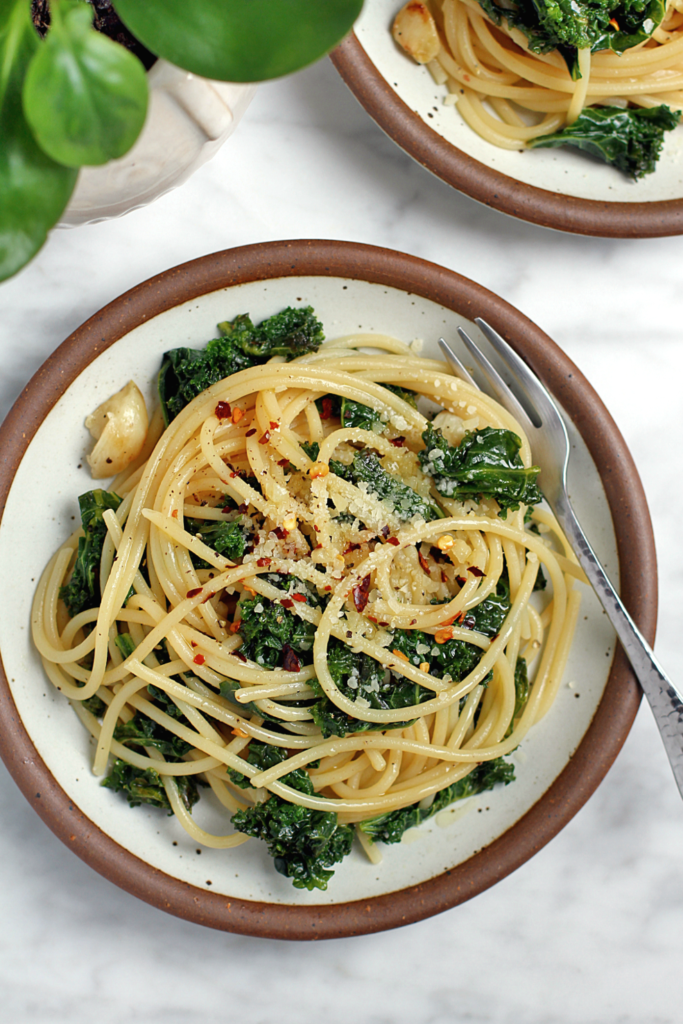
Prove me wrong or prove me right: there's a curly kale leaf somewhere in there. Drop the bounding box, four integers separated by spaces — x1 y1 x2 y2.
358 757 515 844
419 426 542 517
390 577 508 676
158 306 324 423
506 657 531 737
185 514 251 567
231 794 354 890
342 449 443 522
227 740 315 793
102 760 199 813
309 638 432 739
216 306 324 359
340 383 418 432
59 489 122 616
530 104 680 179
238 592 316 669
477 0 665 77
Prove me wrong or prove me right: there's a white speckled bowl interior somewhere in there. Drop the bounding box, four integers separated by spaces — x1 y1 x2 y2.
0 241 653 937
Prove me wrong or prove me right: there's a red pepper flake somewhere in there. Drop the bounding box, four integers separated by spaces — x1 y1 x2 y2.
230 620 241 633
389 436 406 447
324 585 332 592
352 575 371 613
258 431 271 445
314 525 320 532
367 615 378 623
418 551 431 575
235 652 247 662
469 566 485 578
462 614 476 629
441 570 449 583
256 557 271 567
321 397 334 420
193 654 206 665
269 421 279 430
282 644 301 672
455 575 467 586
277 458 289 467
379 621 389 627
380 525 390 539
190 641 197 647
215 401 231 419
387 537 400 546
392 649 409 662
237 503 249 514
343 543 361 555
171 509 178 519
291 593 307 603
187 587 203 599
490 633 499 641
609 16 619 28
245 428 257 437
272 526 288 540
281 598 294 609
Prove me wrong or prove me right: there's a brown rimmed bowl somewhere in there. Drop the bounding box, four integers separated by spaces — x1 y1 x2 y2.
331 2 683 238
0 239 655 938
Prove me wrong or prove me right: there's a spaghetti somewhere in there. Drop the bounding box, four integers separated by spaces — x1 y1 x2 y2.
32 316 584 889
394 0 683 172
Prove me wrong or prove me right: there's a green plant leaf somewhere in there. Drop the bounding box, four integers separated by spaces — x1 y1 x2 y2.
0 0 77 282
22 0 149 167
115 0 364 82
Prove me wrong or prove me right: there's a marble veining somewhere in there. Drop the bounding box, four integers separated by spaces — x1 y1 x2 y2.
1 56 682 1024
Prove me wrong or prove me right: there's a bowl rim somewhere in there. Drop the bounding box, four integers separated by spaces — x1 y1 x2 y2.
0 238 653 939
330 33 683 239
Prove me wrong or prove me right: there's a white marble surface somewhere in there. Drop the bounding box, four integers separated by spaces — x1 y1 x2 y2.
1 55 683 1024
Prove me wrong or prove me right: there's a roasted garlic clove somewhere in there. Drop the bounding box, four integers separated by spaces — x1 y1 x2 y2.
85 381 149 478
392 1 441 64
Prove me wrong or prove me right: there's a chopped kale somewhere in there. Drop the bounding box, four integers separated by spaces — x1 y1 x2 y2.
340 383 418 432
102 760 199 813
81 694 106 717
158 306 324 423
114 631 136 660
507 657 531 737
113 712 193 760
530 104 680 179
309 638 432 738
477 0 665 78
185 515 251 566
59 489 122 617
341 449 443 522
358 757 515 844
419 426 542 517
227 740 315 793
238 593 316 669
231 793 354 890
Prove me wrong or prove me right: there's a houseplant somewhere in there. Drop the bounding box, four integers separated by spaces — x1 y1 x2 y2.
0 0 363 281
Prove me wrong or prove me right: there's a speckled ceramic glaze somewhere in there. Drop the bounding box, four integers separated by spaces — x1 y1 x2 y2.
331 1 683 236
0 241 654 937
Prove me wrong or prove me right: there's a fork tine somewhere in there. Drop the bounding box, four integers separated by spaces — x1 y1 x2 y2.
456 326 535 434
438 338 477 389
474 319 546 428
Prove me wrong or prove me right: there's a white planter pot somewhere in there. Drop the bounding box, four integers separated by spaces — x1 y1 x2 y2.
60 59 256 227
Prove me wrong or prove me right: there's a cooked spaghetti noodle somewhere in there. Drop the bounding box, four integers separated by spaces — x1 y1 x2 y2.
31 322 584 887
401 0 683 156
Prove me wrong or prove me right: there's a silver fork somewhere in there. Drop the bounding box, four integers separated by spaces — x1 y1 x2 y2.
439 319 683 797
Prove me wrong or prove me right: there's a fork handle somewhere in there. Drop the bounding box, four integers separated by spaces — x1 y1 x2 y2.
555 495 683 795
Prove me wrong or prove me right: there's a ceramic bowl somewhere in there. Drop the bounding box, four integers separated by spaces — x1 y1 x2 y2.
0 240 655 938
60 60 256 227
331 1 683 237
